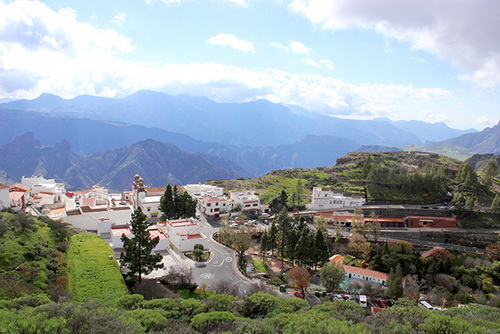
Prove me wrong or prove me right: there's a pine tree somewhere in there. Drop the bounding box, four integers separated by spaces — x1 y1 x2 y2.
295 227 312 267
314 229 329 269
483 160 498 188
465 196 478 212
180 191 197 218
386 264 403 298
490 193 500 213
268 222 278 256
260 230 270 259
120 207 163 283
159 184 176 220
276 207 292 269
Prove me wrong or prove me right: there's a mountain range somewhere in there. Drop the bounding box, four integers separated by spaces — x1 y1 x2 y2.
0 133 245 190
1 91 497 188
2 90 448 147
434 121 500 154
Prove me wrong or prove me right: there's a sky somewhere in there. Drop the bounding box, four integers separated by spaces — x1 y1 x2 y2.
0 0 499 130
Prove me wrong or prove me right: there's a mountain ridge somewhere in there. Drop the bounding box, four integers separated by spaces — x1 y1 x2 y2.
0 133 247 190
2 90 423 147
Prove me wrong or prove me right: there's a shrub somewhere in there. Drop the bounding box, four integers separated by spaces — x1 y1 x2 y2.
10 294 53 309
269 277 283 285
190 311 238 333
125 308 168 332
239 292 282 318
203 292 238 312
116 294 144 310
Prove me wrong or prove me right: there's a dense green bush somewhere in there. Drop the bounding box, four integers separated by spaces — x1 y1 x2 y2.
239 292 283 318
190 311 238 333
117 294 144 310
203 292 238 312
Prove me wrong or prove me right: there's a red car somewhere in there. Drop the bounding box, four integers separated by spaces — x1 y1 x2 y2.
376 299 388 308
294 291 305 299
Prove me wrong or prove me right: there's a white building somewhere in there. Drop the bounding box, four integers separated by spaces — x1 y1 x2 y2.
184 184 224 199
160 218 207 252
141 195 162 219
65 206 133 231
0 184 9 210
9 184 29 211
21 175 56 188
230 191 260 214
307 187 365 210
110 226 169 251
23 175 65 203
198 196 232 218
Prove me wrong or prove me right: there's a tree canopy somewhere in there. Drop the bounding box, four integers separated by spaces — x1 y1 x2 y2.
120 207 163 283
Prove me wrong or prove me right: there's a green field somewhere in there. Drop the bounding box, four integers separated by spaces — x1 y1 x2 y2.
67 233 128 305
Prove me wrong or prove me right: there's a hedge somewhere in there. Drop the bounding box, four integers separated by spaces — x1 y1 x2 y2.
67 234 128 305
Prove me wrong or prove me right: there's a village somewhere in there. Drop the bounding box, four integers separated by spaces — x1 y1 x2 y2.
0 171 474 312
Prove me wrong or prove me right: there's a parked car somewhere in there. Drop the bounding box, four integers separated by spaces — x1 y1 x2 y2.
294 291 305 299
375 299 388 308
334 294 344 300
343 294 355 301
359 294 367 307
314 290 327 297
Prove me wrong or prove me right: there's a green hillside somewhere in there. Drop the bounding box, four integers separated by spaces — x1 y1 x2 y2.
210 151 466 205
0 212 70 299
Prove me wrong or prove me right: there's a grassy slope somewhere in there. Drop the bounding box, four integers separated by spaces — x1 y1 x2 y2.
209 151 464 204
67 233 128 305
404 145 477 161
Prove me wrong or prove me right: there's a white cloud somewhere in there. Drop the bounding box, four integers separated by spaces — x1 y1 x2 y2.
417 109 450 123
224 0 249 6
112 12 126 26
289 0 500 87
475 116 493 126
320 59 335 70
270 40 310 54
302 58 320 68
0 0 453 125
302 58 335 71
289 41 310 54
206 33 255 52
0 1 133 53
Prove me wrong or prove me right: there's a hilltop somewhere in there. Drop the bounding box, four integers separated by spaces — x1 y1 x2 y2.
209 151 465 205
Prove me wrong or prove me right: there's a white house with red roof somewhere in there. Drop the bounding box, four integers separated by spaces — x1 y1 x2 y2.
198 196 232 218
95 217 169 251
230 191 260 214
159 218 207 252
329 254 397 286
343 265 390 285
9 184 30 211
0 184 9 210
110 226 169 251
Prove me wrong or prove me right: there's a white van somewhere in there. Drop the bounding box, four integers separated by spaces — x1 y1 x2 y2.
359 294 367 307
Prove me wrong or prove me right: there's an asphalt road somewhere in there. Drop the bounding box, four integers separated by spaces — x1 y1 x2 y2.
190 214 256 296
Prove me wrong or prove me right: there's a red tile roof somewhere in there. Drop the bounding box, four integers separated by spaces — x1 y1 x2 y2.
187 233 203 240
329 254 344 264
407 216 458 222
343 265 389 280
0 184 10 190
10 184 29 192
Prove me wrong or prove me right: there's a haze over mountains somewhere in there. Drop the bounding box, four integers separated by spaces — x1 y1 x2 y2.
0 91 496 189
0 133 244 190
3 90 470 147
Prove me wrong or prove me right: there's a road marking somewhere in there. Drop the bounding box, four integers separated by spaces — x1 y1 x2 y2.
225 257 233 262
200 273 215 279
